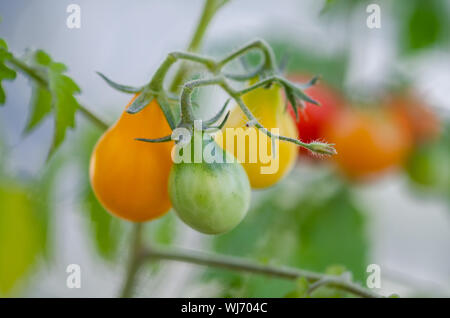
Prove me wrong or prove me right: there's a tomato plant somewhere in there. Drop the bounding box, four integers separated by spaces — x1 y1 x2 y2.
323 107 413 180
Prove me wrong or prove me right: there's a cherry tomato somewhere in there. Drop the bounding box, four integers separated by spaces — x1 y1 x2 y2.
217 80 298 189
90 95 173 222
323 107 413 180
169 131 250 234
287 74 343 158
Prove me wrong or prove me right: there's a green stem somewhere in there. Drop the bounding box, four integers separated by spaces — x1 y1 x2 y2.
141 245 381 298
119 223 145 298
180 76 224 123
178 76 336 155
217 39 276 71
169 0 228 93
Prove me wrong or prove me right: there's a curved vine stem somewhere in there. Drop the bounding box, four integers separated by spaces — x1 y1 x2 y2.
137 244 381 298
176 76 336 155
7 55 110 131
169 0 229 93
119 223 145 298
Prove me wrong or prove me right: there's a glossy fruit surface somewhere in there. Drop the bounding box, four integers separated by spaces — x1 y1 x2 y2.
323 107 413 180
287 74 343 158
217 81 298 189
169 132 250 234
90 96 173 222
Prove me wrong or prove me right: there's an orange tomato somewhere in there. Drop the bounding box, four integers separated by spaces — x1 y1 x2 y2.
216 82 298 189
90 96 173 222
287 74 343 159
323 107 413 180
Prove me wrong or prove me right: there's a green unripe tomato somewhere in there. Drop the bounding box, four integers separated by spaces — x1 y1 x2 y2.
169 131 251 234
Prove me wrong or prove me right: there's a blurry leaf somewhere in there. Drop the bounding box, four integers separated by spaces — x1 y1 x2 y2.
270 41 348 90
0 38 17 105
284 277 309 298
325 264 348 276
30 160 63 260
294 186 368 282
398 0 449 54
0 182 44 295
406 123 450 196
148 212 177 246
77 125 125 261
205 176 369 297
82 187 123 260
24 85 52 133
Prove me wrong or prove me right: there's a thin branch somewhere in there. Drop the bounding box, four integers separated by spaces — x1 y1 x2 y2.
8 56 110 131
119 223 145 298
140 245 382 298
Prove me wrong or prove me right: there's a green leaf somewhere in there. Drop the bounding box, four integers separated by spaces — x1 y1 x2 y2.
0 38 17 105
33 50 52 67
24 85 52 133
294 186 368 282
403 0 447 53
0 182 44 295
47 69 81 158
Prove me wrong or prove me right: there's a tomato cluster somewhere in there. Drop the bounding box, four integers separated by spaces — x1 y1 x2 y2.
89 78 299 233
89 71 440 233
287 74 440 181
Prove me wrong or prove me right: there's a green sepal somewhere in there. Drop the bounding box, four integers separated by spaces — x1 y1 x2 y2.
285 86 298 120
135 135 172 143
203 98 230 126
96 72 142 94
284 80 319 106
125 91 154 114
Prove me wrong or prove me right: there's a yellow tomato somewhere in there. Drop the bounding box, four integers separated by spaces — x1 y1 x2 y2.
90 96 173 222
216 82 298 189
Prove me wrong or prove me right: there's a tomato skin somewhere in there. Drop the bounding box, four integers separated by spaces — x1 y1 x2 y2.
169 133 250 234
323 107 413 180
287 74 343 158
90 96 173 222
217 82 298 189
388 93 440 144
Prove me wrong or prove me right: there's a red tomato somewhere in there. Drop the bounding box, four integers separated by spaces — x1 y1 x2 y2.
287 74 343 158
323 107 413 180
